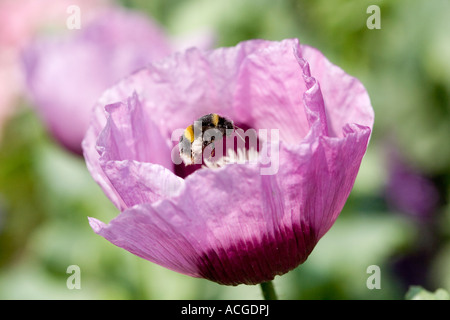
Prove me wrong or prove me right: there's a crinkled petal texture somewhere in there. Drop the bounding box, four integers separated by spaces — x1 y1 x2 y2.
84 39 374 286
22 7 171 154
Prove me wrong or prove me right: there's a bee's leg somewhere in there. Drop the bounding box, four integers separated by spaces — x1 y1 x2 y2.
210 142 216 160
235 129 245 143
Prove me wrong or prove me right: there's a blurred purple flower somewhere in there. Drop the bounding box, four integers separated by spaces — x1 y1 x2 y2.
84 39 374 285
22 7 172 154
385 151 440 219
0 0 108 141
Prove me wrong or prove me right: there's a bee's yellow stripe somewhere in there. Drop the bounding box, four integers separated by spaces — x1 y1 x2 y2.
184 125 195 143
212 113 220 127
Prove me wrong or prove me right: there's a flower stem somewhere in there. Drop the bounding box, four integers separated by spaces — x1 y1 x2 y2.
260 281 278 300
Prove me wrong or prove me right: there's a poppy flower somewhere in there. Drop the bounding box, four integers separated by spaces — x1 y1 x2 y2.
84 38 374 286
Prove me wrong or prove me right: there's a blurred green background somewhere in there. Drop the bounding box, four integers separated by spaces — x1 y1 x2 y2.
0 0 449 299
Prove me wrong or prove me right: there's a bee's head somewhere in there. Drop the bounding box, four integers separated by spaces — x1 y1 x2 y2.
222 118 235 135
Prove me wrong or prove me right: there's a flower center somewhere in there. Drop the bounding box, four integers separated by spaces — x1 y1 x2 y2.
174 116 260 178
203 147 260 170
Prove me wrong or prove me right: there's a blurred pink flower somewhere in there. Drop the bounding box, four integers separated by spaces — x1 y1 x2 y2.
0 0 108 141
84 39 374 285
22 6 172 154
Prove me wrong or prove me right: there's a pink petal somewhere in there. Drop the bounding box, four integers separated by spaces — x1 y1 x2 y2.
88 209 201 278
300 46 374 137
88 92 183 210
233 39 311 143
97 93 172 166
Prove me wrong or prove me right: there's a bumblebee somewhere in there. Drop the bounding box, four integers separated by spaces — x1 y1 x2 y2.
179 113 236 165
